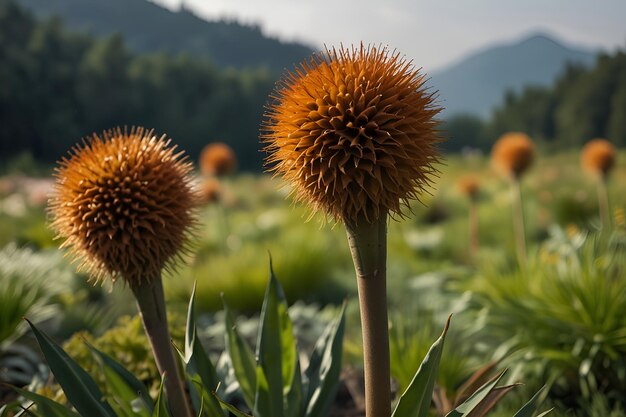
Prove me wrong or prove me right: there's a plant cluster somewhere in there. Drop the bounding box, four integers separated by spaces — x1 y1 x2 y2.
8 40 620 417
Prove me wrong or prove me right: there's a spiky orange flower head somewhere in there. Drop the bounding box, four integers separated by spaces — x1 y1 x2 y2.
200 177 221 204
581 138 616 178
491 132 535 179
49 127 199 286
199 142 237 177
263 45 442 223
457 176 480 201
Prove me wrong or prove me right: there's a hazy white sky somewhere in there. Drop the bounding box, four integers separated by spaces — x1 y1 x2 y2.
152 0 626 71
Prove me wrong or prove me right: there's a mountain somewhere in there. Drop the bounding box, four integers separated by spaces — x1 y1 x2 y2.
14 0 313 72
430 33 598 118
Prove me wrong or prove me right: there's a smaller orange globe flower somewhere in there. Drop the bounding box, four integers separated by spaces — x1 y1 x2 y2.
581 138 617 231
199 142 237 177
491 132 534 269
581 138 616 178
457 176 480 201
49 126 199 286
491 132 535 179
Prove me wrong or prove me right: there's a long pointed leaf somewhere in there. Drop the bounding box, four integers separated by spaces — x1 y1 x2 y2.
212 393 254 417
189 376 228 417
304 303 346 417
445 371 507 417
285 359 303 417
465 385 518 417
25 320 116 417
99 366 149 417
184 284 224 417
254 365 274 417
223 298 257 409
392 316 451 417
513 387 551 417
453 362 499 406
87 343 153 416
11 387 80 417
255 260 295 417
303 307 335 403
152 377 172 417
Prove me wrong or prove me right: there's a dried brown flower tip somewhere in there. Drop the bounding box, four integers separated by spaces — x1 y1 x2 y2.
49 127 199 286
581 138 616 177
263 44 442 222
199 143 237 177
457 176 480 200
200 177 221 204
491 132 535 179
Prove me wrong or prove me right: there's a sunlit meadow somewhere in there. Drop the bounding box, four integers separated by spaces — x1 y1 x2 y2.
1 1 626 416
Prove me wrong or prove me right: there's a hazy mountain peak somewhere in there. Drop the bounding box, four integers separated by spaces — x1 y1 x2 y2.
431 32 598 118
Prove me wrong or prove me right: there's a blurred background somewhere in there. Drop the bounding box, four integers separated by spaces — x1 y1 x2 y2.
1 0 626 416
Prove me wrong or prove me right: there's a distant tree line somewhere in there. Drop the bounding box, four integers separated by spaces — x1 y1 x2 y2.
0 1 275 171
443 51 626 151
1 0 624 172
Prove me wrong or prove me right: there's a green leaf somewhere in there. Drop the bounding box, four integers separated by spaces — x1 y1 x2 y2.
254 365 274 417
223 297 257 410
152 377 172 417
285 359 303 417
183 283 224 417
0 399 28 417
100 368 148 417
513 387 551 417
87 343 153 416
25 320 117 417
462 385 517 417
212 393 254 417
188 375 226 417
255 260 295 417
392 316 451 417
11 386 80 417
445 371 507 417
304 303 346 417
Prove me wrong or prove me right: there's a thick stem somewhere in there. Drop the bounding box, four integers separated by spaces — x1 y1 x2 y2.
468 198 479 257
345 213 390 417
597 176 611 232
511 178 527 271
132 277 193 417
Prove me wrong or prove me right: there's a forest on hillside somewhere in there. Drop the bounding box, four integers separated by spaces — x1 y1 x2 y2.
15 0 313 71
445 53 626 151
1 0 624 172
0 1 275 171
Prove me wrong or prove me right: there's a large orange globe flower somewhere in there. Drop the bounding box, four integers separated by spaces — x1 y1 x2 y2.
263 44 441 222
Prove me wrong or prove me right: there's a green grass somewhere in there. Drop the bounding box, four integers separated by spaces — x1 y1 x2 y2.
2 151 626 413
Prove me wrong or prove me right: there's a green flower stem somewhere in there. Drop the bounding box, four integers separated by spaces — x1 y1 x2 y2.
597 176 611 231
469 198 479 257
345 212 390 417
131 277 193 417
511 177 527 271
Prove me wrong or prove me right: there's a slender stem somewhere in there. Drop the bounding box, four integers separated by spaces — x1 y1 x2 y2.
511 178 527 271
345 212 390 417
468 198 479 257
131 277 193 417
597 176 611 232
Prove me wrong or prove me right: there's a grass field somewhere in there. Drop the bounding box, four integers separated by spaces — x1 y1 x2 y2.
1 150 625 415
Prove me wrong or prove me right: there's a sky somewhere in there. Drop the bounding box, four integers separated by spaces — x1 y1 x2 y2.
151 0 626 72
